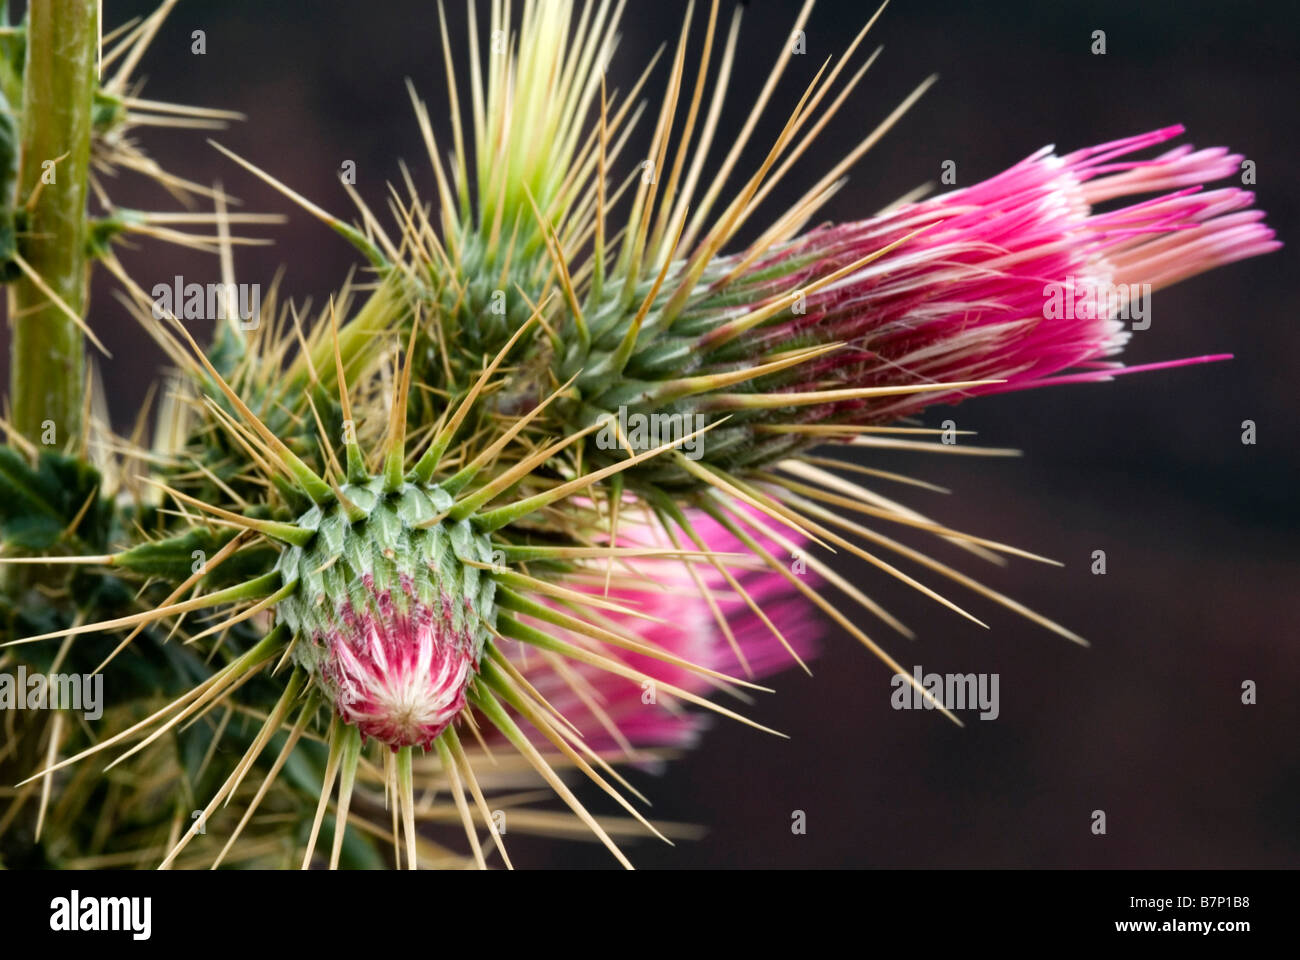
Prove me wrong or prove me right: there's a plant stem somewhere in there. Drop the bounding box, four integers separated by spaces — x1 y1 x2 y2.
8 0 97 447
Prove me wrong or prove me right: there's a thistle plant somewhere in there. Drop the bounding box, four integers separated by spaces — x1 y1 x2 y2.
0 0 1278 869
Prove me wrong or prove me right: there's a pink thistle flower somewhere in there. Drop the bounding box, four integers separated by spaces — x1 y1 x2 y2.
498 510 819 753
706 126 1279 427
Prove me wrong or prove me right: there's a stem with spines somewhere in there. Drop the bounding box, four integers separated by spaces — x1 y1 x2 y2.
8 0 97 446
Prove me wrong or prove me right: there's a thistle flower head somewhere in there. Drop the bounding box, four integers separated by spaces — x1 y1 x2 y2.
275 479 496 749
673 126 1280 434
501 510 819 753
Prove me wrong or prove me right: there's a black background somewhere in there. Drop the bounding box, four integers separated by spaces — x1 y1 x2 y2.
1 0 1296 868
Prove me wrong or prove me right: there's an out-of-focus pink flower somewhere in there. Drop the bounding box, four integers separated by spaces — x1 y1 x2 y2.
497 509 819 753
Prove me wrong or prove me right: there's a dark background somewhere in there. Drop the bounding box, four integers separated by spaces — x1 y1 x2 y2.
3 0 1296 867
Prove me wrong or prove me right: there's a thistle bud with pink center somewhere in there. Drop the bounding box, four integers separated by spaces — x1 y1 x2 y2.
273 478 498 750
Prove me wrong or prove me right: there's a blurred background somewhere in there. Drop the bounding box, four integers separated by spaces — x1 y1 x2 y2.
2 0 1296 867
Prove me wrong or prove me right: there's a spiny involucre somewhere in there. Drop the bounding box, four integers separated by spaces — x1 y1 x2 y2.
4 0 1277 870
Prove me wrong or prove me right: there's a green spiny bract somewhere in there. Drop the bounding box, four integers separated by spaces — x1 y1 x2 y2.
280 6 965 502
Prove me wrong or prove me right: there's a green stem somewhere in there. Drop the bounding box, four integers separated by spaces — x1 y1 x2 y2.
8 0 97 447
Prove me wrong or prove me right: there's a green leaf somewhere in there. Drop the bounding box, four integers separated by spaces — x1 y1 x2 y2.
0 447 109 551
